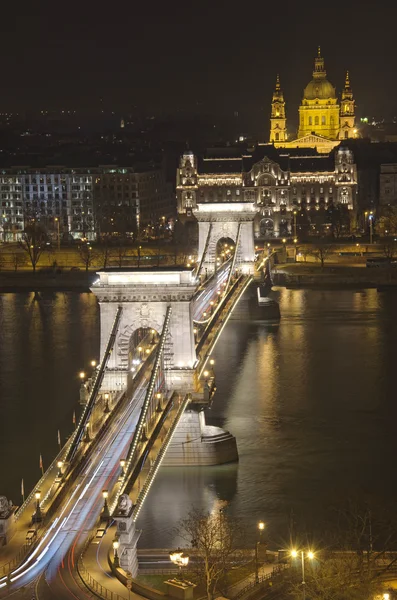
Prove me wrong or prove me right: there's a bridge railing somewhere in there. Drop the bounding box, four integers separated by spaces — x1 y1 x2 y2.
0 543 31 577
132 393 192 520
225 222 241 293
196 222 213 279
197 274 253 378
111 306 172 513
66 304 123 464
77 535 128 600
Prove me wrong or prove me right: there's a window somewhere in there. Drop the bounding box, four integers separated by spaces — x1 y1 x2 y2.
329 187 333 194
315 116 319 126
321 115 326 125
275 132 279 141
236 189 240 196
309 116 312 126
344 131 348 139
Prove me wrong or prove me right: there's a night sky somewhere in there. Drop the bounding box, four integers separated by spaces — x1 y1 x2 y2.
2 1 397 129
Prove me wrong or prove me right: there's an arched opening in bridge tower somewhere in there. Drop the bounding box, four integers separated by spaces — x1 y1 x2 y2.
279 219 289 237
259 218 274 238
216 237 235 268
128 327 160 381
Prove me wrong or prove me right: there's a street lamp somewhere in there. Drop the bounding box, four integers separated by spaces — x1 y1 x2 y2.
290 549 315 600
255 521 265 584
169 548 189 580
55 217 60 251
104 392 110 413
113 538 120 568
90 360 97 368
102 490 110 520
293 210 297 238
79 371 85 380
120 459 126 478
368 211 374 245
57 460 63 479
33 490 42 523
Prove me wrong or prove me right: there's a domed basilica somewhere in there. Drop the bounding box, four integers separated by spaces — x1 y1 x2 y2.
270 47 356 153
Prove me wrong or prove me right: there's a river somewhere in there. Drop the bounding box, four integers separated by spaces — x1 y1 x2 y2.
1 288 397 548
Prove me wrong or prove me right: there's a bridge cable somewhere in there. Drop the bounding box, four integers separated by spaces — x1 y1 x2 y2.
65 305 123 465
111 305 172 513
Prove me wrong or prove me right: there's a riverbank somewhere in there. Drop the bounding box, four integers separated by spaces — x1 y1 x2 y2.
0 271 96 292
272 263 397 289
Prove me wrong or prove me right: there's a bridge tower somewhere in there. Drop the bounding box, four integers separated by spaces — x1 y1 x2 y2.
91 268 197 392
177 150 256 275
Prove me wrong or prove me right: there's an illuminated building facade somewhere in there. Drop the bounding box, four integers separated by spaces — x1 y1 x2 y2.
0 166 173 241
177 145 357 239
270 48 357 154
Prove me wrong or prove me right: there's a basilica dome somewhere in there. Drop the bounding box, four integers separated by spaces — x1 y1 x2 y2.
303 78 336 100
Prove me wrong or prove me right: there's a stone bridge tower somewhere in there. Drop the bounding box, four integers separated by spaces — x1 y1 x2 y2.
91 268 197 392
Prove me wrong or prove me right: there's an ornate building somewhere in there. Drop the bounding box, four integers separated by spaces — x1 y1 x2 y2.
177 144 357 238
271 48 357 154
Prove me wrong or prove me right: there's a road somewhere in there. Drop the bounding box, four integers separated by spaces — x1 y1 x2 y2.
192 262 230 322
0 375 151 599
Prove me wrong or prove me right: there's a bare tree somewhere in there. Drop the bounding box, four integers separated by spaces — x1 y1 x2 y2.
286 551 383 600
176 507 245 600
78 243 96 271
286 500 397 600
98 235 112 268
382 242 397 260
19 223 48 272
310 244 333 269
114 241 129 268
12 252 27 272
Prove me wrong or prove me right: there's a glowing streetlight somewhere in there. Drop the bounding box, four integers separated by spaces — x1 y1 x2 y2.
209 359 215 366
79 371 85 380
113 538 120 568
169 548 189 580
102 489 110 520
34 490 42 523
290 549 315 600
90 360 97 368
120 459 126 477
57 460 63 479
255 521 266 583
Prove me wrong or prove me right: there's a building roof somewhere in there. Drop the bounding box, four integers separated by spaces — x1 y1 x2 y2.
199 157 243 174
289 155 335 172
303 78 336 100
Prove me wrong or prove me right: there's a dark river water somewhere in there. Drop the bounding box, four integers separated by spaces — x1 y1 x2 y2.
1 288 397 549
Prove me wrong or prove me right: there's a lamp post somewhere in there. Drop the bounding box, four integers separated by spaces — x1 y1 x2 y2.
55 217 60 251
293 210 297 239
291 549 315 600
368 211 374 245
34 490 42 523
169 548 189 581
255 521 265 584
120 459 126 478
102 489 110 520
57 460 63 479
113 538 120 568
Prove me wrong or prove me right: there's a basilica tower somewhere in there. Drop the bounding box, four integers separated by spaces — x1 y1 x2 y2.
269 74 287 143
339 71 356 139
298 47 340 140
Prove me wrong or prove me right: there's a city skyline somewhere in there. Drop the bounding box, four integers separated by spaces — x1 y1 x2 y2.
1 1 396 129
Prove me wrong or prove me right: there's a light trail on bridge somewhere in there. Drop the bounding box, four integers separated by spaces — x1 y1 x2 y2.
0 373 152 597
192 261 231 322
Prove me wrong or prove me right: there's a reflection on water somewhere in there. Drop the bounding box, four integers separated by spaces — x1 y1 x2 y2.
0 292 99 503
1 288 397 549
